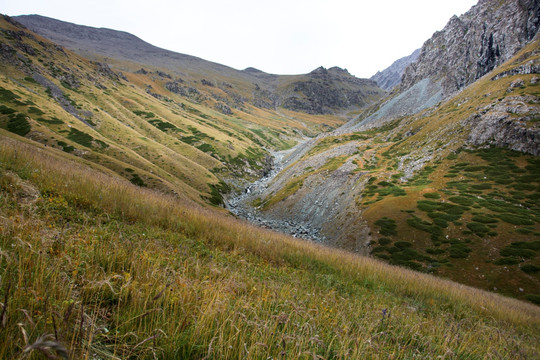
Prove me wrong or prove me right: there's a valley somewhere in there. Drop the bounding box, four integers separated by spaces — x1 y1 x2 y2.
0 0 539 358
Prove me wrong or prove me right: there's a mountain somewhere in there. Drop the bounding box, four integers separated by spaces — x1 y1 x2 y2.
0 13 385 213
0 7 539 359
235 0 540 303
400 0 540 97
15 15 384 115
370 48 420 91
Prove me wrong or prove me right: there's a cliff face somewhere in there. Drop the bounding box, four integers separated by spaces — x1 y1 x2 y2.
400 0 540 97
280 67 384 114
370 49 420 91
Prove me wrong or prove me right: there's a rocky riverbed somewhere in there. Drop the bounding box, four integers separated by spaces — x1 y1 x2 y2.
225 138 326 242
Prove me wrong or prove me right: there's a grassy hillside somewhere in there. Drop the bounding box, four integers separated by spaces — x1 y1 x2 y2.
0 15 350 209
257 38 540 303
0 130 539 359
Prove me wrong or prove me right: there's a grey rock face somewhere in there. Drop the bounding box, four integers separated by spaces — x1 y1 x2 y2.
400 0 540 97
463 94 540 155
370 49 420 91
281 67 382 114
215 102 233 115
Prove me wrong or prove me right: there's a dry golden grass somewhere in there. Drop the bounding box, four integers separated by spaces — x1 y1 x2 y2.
0 132 538 359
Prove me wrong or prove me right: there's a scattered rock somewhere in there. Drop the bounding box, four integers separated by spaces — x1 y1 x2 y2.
215 102 232 115
507 78 525 92
201 79 214 86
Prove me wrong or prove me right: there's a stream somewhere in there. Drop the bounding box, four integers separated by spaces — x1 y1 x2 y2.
225 138 326 242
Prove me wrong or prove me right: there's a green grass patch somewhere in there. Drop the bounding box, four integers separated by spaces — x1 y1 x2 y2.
375 217 397 236
67 128 94 148
7 113 31 136
129 173 146 187
521 264 540 274
37 117 64 124
0 105 16 115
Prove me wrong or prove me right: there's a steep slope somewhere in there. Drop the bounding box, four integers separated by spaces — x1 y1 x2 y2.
0 14 381 209
1 122 539 359
239 3 540 303
342 0 540 132
14 15 385 116
400 0 540 97
370 48 420 91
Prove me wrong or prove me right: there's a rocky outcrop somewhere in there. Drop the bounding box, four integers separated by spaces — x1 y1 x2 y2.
491 57 540 80
400 0 540 97
281 67 383 114
215 102 233 115
370 49 420 91
463 93 540 155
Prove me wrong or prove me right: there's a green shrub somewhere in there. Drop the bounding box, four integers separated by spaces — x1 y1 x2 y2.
378 237 392 246
500 247 536 259
511 241 540 251
426 248 446 255
0 105 16 114
464 165 485 172
130 174 146 187
493 257 520 265
7 113 31 136
449 243 472 259
0 87 20 102
471 183 491 190
375 217 397 236
521 264 540 274
37 117 64 124
67 128 94 147
466 222 489 236
471 215 498 224
417 200 439 212
394 241 412 249
496 213 534 226
525 294 540 305
371 246 389 254
423 192 440 199
27 106 44 115
449 196 475 206
56 140 74 153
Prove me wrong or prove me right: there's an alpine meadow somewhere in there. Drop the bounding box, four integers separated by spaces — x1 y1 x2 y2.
0 0 539 358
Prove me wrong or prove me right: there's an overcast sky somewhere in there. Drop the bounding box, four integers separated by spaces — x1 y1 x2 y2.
3 0 478 78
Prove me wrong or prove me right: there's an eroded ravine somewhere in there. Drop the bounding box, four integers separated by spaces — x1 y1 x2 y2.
225 137 327 241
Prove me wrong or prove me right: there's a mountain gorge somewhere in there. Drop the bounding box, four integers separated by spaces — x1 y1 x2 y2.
235 0 540 302
0 1 539 358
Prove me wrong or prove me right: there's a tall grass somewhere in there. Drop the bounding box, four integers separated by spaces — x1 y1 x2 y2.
0 134 538 359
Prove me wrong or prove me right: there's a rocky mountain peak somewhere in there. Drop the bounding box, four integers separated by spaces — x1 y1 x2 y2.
370 48 420 91
400 0 540 97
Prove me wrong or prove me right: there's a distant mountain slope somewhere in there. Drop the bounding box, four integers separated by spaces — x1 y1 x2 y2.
14 15 384 115
231 0 540 304
346 0 540 131
247 34 540 303
370 49 420 91
400 0 540 97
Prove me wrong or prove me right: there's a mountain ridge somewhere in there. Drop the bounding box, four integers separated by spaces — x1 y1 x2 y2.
232 0 540 302
0 6 539 359
15 14 385 115
370 48 420 91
